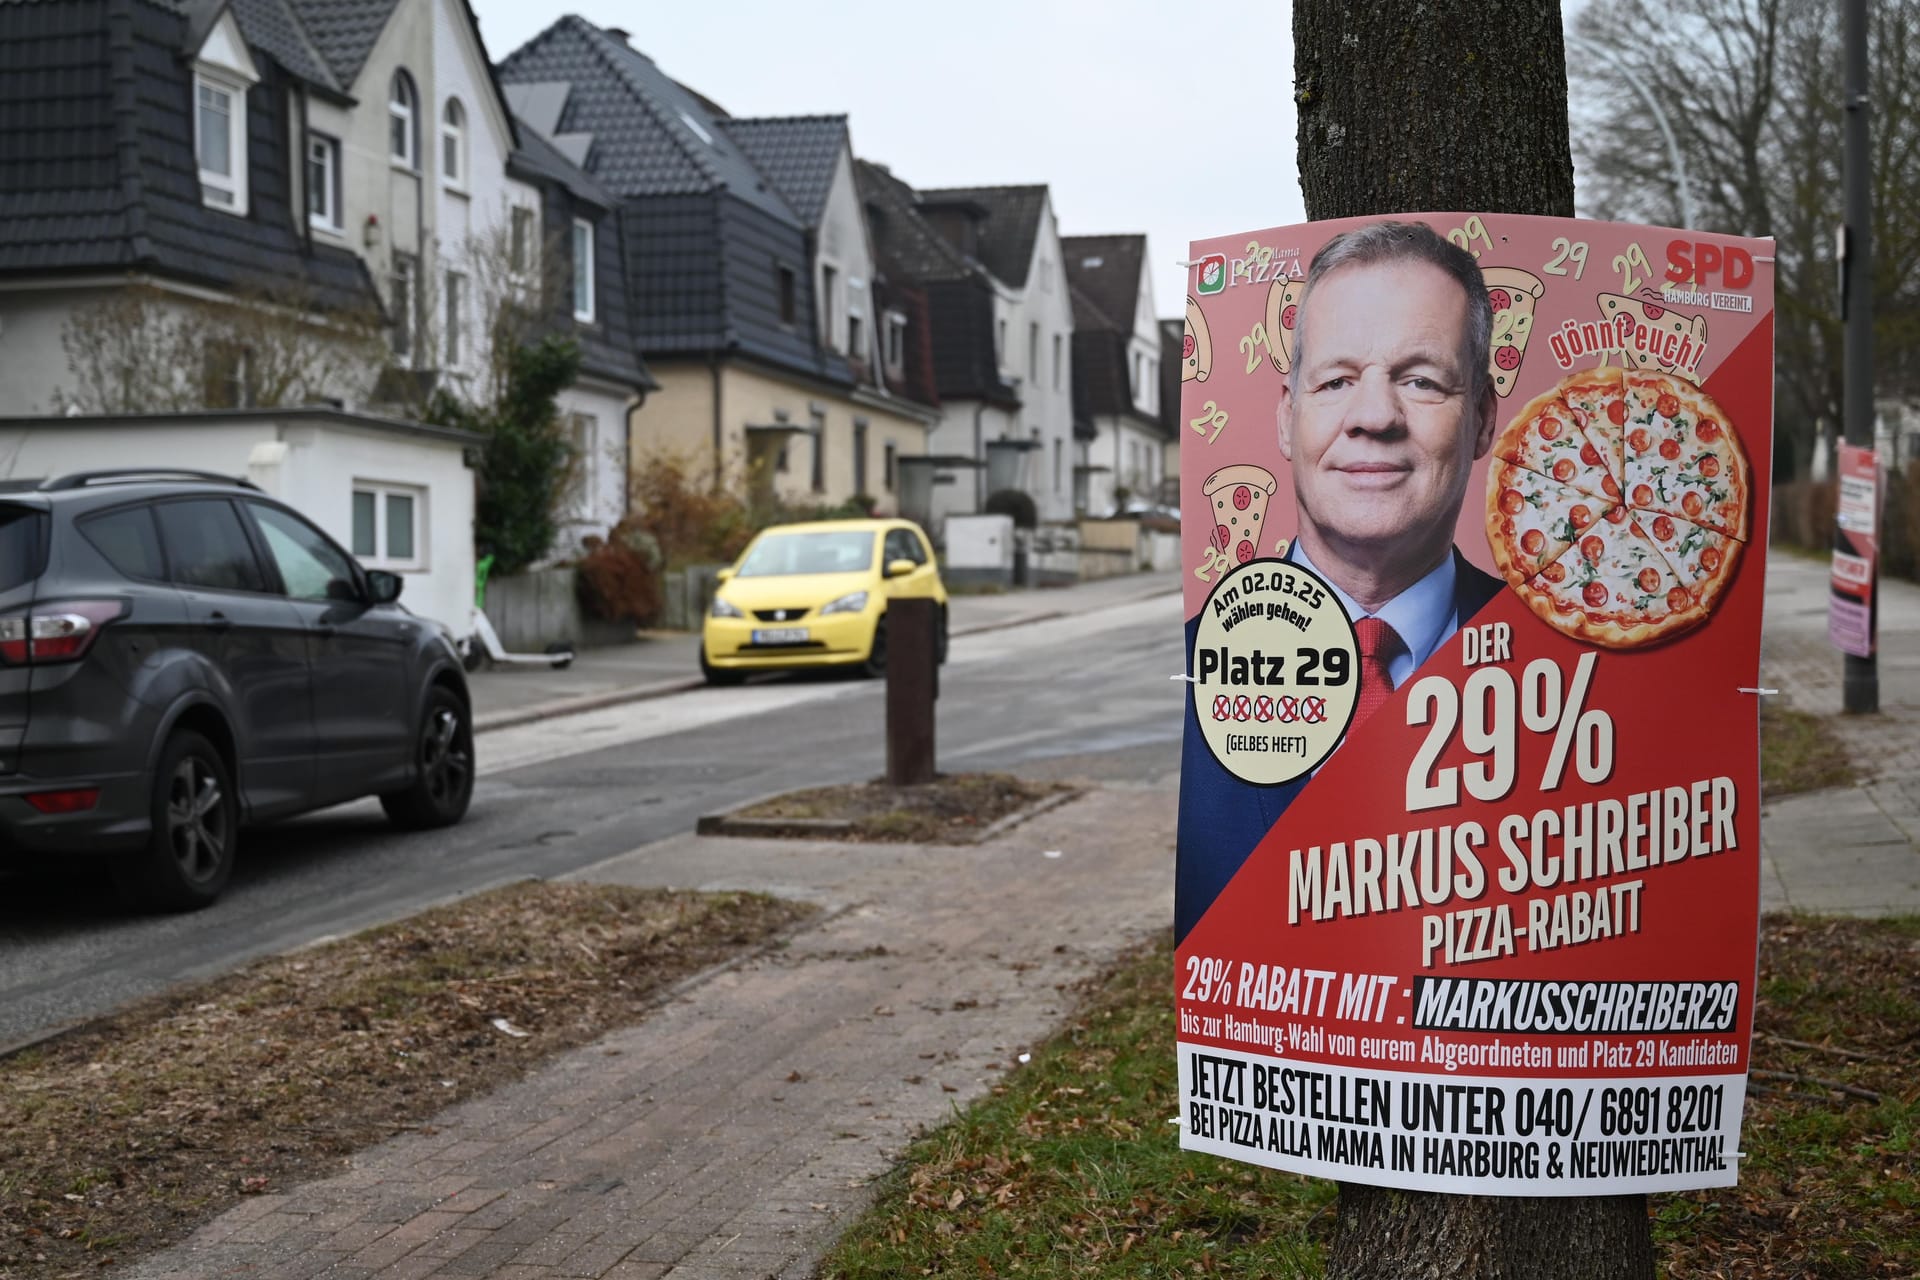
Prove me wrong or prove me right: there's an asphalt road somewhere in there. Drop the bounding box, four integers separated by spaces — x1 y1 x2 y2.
0 593 1184 1050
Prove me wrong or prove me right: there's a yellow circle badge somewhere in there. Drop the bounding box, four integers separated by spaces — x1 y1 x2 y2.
1191 558 1361 785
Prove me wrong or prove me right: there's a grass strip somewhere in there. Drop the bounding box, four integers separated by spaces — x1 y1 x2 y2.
1760 703 1858 796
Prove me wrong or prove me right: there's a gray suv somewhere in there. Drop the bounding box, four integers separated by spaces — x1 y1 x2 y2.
0 470 473 910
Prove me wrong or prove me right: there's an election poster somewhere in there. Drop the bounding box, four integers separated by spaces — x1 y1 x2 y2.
1175 214 1774 1196
1829 442 1878 658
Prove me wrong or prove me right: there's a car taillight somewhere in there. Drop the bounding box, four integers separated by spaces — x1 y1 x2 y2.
0 601 125 665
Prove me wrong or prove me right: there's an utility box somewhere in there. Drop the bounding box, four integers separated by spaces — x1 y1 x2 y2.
942 513 1015 589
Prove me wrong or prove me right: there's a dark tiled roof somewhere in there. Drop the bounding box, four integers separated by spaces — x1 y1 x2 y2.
510 118 613 209
917 184 1047 287
854 159 975 284
719 116 846 227
1071 327 1131 420
220 0 341 92
283 0 400 88
1061 234 1146 336
0 0 375 313
500 18 797 222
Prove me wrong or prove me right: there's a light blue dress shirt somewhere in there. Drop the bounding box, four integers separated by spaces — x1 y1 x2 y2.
1291 541 1460 689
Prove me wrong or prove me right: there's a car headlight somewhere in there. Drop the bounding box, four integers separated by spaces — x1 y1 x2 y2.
710 597 745 619
819 591 868 616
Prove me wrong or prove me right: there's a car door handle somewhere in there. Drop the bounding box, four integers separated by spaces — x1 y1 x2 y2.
206 612 233 632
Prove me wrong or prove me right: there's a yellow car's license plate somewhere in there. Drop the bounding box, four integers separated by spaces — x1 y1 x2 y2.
752 627 810 645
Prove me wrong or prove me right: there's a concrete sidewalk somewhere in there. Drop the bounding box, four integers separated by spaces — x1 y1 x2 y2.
468 570 1181 731
1757 553 1920 915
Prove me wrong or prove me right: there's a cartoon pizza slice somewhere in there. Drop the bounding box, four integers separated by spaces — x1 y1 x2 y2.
1183 296 1213 383
1482 266 1546 399
1264 277 1307 376
1202 464 1276 564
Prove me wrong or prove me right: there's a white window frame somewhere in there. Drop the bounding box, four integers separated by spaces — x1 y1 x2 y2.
884 310 907 368
571 217 595 322
306 131 341 231
510 205 536 274
351 482 425 571
441 97 466 189
389 71 419 169
194 71 249 214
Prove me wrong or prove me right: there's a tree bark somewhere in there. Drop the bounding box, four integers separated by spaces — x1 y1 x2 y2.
1294 0 1575 220
1294 3 1650 1276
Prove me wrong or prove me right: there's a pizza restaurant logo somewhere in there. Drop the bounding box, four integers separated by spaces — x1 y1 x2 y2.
1196 253 1228 295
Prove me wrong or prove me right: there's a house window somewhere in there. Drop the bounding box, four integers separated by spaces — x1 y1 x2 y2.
1052 333 1062 390
1029 323 1040 383
441 98 466 187
194 73 248 213
351 483 423 569
883 441 897 492
884 312 907 368
571 218 595 321
445 270 464 366
852 419 868 495
391 254 415 361
821 263 838 348
996 318 1007 367
202 342 250 408
810 411 827 494
848 313 864 363
564 413 596 521
777 265 797 325
306 132 341 230
510 206 535 272
389 70 419 168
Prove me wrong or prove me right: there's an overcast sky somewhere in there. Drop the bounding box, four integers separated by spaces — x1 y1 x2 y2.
469 0 1303 321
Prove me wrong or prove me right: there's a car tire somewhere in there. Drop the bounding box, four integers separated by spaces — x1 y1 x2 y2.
861 619 889 679
700 648 744 686
113 729 238 912
380 685 474 830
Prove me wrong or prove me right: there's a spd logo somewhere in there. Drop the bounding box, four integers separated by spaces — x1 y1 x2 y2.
1195 253 1228 295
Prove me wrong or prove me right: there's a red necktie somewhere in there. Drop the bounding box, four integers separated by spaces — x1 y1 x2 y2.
1350 617 1403 733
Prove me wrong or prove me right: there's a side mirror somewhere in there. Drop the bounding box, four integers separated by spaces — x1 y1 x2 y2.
365 570 404 604
885 558 917 579
716 567 735 584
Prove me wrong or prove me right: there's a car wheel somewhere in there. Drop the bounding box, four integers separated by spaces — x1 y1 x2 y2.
700 647 744 686
380 686 474 830
861 619 889 679
114 730 237 912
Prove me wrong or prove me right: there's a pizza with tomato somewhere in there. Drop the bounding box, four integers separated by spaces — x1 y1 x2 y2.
1203 464 1277 565
1485 366 1749 648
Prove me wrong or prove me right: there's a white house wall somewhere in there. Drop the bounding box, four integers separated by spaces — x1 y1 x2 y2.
995 198 1076 524
0 416 474 634
0 286 93 413
815 151 877 363
551 380 633 558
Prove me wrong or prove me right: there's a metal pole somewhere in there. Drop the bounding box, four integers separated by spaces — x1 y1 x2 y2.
1567 35 1696 229
1843 0 1880 713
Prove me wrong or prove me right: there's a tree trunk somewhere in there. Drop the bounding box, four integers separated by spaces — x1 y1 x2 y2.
1294 3 1650 1276
1294 0 1575 220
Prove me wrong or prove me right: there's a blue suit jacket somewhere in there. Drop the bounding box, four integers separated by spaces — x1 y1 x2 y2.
1174 549 1504 943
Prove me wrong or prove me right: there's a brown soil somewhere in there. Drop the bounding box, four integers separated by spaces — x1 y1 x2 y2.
733 772 1074 843
0 883 813 1279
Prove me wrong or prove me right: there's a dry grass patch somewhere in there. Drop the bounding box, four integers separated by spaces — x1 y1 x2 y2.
735 773 1073 843
0 882 812 1278
1760 702 1857 796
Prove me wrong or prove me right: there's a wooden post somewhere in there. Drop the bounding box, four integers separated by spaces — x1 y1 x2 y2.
885 597 937 786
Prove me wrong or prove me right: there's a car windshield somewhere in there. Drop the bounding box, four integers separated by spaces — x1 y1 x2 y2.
735 530 875 577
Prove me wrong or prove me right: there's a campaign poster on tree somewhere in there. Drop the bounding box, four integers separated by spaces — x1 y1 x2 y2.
1174 214 1774 1196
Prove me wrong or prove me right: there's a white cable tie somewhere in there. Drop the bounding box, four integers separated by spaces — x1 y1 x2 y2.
1170 673 1197 683
1174 259 1200 268
1737 687 1780 696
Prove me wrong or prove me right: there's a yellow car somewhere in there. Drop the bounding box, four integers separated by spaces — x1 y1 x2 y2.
700 519 949 684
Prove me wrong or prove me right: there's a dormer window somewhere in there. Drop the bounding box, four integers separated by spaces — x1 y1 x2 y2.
195 74 247 212
189 10 257 215
390 71 419 169
441 98 466 187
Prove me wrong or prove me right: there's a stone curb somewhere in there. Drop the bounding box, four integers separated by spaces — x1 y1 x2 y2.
693 785 1081 845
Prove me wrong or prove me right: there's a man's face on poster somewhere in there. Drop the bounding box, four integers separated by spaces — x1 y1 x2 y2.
1278 259 1496 567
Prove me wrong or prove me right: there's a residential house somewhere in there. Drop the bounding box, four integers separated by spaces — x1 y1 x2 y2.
498 19 937 517
1061 234 1167 515
0 0 653 579
1159 315 1183 501
913 184 1078 527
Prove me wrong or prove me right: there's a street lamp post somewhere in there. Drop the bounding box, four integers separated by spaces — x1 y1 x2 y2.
1566 34 1697 229
1842 0 1880 712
